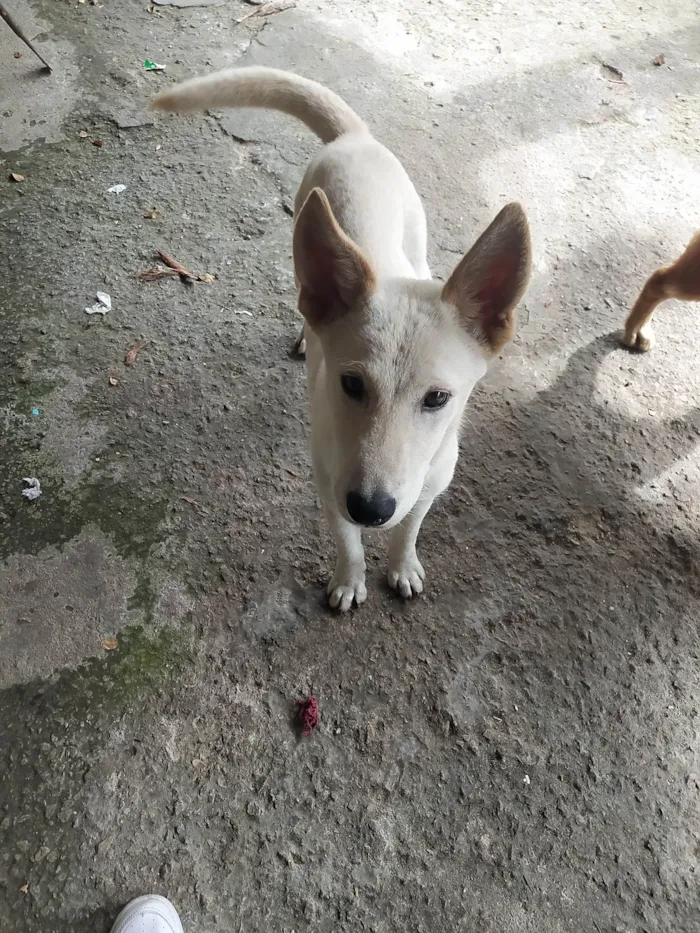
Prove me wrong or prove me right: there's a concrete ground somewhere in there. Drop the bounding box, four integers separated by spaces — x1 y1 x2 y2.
1 0 699 931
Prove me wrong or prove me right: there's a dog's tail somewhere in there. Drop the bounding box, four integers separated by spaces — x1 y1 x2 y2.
151 66 367 144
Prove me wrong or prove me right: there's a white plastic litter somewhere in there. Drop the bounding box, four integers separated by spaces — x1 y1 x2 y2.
22 477 42 500
107 184 127 194
85 292 112 315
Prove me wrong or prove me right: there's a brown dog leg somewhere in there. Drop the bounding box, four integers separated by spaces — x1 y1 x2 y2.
623 232 700 352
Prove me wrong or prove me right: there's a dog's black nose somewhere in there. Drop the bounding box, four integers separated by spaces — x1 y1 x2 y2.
346 490 396 526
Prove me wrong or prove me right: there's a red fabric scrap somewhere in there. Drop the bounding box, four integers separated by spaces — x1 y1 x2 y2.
297 695 318 737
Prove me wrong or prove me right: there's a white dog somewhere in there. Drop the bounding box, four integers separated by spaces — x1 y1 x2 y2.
152 68 531 611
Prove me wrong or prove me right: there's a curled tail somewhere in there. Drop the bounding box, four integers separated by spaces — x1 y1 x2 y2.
151 66 367 144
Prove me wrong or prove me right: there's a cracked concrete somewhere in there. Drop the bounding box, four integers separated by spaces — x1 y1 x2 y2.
1 1 700 932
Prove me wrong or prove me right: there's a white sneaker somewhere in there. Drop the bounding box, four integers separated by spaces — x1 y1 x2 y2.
110 895 184 933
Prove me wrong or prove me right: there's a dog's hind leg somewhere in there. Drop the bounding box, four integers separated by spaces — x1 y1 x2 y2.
623 231 700 352
622 270 671 352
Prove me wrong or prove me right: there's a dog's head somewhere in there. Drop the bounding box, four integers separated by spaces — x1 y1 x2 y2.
294 188 531 529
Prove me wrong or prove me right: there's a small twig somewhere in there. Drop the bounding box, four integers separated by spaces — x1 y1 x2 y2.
157 249 196 280
139 265 181 281
140 250 215 284
0 3 52 71
235 0 296 25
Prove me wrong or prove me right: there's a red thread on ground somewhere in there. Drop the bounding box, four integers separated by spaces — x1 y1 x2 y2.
297 695 318 737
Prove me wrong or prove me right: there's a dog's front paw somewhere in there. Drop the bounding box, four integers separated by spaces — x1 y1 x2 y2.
387 554 425 599
327 566 367 612
622 323 654 352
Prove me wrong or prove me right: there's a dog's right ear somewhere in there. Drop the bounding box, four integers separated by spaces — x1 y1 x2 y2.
293 188 375 329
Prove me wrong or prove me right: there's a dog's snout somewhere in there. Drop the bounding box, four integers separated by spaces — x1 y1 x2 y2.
346 490 396 527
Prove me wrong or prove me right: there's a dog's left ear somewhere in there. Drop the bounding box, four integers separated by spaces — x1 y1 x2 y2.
442 203 531 356
293 187 376 329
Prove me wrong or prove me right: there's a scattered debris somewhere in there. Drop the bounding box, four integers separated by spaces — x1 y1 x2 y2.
652 54 665 66
236 0 296 24
140 249 215 284
101 637 118 651
92 139 104 148
523 774 531 785
31 408 39 416
233 309 253 316
143 209 160 219
0 3 52 71
21 477 42 501
297 695 319 737
19 884 29 895
124 338 149 366
10 172 24 182
77 130 89 138
144 59 166 72
599 61 624 82
85 291 112 315
13 49 21 58
108 376 118 386
107 183 127 194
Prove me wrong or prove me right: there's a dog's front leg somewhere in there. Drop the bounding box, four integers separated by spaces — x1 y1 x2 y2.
387 437 457 598
325 508 367 611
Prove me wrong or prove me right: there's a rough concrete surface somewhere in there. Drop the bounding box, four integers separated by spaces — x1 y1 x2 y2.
1 1 699 931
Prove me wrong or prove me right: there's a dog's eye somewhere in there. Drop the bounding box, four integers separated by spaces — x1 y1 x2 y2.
423 390 450 410
341 374 365 400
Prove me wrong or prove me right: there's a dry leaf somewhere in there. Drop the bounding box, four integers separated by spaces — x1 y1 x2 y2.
108 376 118 386
124 338 150 366
19 885 29 895
10 172 24 182
143 209 160 219
78 130 89 138
101 637 118 651
653 54 665 66
199 272 216 284
92 139 104 148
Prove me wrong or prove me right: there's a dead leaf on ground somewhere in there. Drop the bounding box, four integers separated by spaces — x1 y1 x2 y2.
78 130 89 138
19 885 29 895
653 54 665 66
10 172 25 182
92 139 104 148
124 338 150 366
101 637 118 651
143 209 160 219
108 376 118 386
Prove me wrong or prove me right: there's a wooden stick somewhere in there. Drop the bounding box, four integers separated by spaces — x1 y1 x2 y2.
157 249 196 281
0 3 52 71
